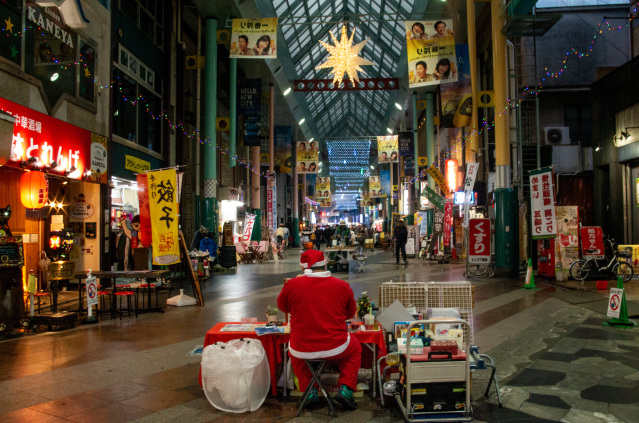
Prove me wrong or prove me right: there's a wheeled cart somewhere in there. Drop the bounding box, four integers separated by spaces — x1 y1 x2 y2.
395 319 472 422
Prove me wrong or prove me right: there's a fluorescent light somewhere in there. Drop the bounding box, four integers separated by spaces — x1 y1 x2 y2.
395 102 402 110
309 138 314 142
370 165 374 169
50 73 59 81
299 118 306 125
386 127 393 134
283 87 291 96
595 146 600 152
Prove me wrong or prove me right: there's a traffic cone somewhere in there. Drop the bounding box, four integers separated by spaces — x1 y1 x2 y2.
451 246 458 260
523 258 538 289
604 277 637 327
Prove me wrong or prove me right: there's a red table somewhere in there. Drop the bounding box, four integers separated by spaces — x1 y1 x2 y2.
200 322 387 397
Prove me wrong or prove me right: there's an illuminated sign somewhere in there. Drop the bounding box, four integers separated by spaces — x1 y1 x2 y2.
420 181 429 208
454 191 475 205
446 159 458 193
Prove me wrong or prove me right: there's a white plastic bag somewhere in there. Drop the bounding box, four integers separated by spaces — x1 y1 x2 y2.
201 338 271 413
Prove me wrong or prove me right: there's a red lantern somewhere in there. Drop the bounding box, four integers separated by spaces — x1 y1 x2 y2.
20 171 49 209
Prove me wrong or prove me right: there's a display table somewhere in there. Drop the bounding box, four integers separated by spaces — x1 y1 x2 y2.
200 321 387 397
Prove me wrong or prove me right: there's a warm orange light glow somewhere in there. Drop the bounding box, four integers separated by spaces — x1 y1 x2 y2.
20 171 49 209
446 159 458 193
50 236 60 249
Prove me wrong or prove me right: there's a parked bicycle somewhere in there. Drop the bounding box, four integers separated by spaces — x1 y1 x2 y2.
569 238 634 282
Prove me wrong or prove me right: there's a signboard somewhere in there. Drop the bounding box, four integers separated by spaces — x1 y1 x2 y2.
316 177 331 199
468 218 491 264
405 19 457 89
378 135 398 163
148 169 180 265
462 161 478 227
426 164 451 197
406 225 419 257
69 200 94 220
84 222 96 239
530 167 557 239
296 141 319 173
399 131 415 178
420 181 429 208
125 155 150 173
580 226 604 259
0 236 24 267
433 209 444 235
243 213 256 242
237 78 262 115
421 185 445 211
230 18 278 59
555 206 579 267
136 174 152 247
440 44 472 128
274 126 291 174
267 177 275 232
443 200 453 249
369 175 383 197
445 159 458 193
607 288 624 318
86 275 98 307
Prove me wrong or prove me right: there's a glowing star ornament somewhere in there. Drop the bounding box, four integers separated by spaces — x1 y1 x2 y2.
315 25 375 86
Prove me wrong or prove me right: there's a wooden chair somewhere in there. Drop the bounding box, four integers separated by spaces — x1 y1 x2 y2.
234 242 254 264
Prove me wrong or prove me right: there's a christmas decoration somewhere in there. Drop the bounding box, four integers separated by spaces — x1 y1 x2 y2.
315 25 374 86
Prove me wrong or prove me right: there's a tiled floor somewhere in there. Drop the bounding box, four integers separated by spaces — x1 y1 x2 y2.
0 248 638 422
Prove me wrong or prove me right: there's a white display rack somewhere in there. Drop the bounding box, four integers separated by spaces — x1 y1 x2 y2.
425 281 474 346
378 282 428 314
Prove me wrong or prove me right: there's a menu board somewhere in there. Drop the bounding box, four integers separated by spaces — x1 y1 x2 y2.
0 236 24 267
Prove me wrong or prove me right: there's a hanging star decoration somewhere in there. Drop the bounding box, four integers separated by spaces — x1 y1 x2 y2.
315 25 375 86
4 16 14 33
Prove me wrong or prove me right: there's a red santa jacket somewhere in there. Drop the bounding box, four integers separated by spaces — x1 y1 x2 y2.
278 271 357 359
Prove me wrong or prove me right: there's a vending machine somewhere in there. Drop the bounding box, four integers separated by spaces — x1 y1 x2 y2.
537 239 555 277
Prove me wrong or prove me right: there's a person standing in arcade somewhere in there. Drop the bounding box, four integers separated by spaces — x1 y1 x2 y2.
394 219 408 265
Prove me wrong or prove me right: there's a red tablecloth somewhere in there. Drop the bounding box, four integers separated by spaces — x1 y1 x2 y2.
199 322 387 397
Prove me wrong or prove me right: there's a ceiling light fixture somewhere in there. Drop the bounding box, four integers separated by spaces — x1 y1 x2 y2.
50 72 59 81
395 102 402 110
387 128 393 134
283 87 291 96
299 118 306 125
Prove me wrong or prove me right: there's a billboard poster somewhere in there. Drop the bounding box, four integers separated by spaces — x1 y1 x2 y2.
380 169 391 197
316 177 331 199
405 20 457 89
555 206 579 268
369 175 383 198
377 135 398 163
580 226 604 259
468 218 491 264
306 174 316 197
440 44 472 128
230 18 277 59
399 131 415 178
320 198 332 208
273 126 291 174
237 78 262 115
296 141 319 173
530 167 557 239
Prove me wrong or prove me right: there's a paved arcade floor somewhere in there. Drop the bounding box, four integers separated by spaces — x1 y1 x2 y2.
0 248 638 422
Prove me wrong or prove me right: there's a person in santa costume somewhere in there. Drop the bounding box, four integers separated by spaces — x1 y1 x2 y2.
278 249 361 410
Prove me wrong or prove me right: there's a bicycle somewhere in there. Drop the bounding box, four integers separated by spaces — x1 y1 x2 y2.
569 238 634 282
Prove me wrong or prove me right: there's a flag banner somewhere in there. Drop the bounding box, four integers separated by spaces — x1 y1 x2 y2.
380 169 391 197
529 167 557 239
136 174 152 247
580 226 604 259
296 141 319 173
377 135 399 163
462 162 479 227
399 131 415 178
148 169 180 265
230 18 277 59
427 164 451 197
243 213 256 242
405 20 457 89
274 126 291 173
468 218 491 264
316 177 331 199
369 175 383 198
443 199 454 248
421 185 446 211
267 177 276 231
440 44 471 128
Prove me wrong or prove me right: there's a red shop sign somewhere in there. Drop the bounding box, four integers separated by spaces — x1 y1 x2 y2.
580 226 604 259
469 218 491 264
0 97 91 179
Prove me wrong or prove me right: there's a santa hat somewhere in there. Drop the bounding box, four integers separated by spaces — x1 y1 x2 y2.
300 249 327 269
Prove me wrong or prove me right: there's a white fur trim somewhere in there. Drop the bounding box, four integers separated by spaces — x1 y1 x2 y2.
300 259 327 269
289 333 350 359
302 270 331 277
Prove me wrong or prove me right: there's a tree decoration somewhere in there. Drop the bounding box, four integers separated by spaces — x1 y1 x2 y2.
315 25 375 86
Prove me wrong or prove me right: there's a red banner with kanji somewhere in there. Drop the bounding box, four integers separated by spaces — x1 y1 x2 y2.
580 226 604 259
469 218 491 264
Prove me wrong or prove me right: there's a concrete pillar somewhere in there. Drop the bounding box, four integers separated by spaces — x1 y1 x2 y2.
203 17 218 235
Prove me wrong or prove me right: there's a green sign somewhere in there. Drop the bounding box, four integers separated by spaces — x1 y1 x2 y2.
421 186 446 211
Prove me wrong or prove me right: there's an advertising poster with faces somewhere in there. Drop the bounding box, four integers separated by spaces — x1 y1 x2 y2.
405 20 457 89
316 177 331 199
369 176 383 198
296 141 319 173
377 135 398 163
230 18 278 59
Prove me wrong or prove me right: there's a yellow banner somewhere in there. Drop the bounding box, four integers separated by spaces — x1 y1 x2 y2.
230 18 278 59
148 169 180 265
405 20 457 88
125 155 150 173
427 164 451 197
316 176 331 198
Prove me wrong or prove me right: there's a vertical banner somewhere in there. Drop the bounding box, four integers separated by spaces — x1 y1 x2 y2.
296 141 319 173
274 126 292 173
443 199 454 249
462 162 478 227
369 175 382 197
440 44 472 128
148 169 180 265
398 131 415 178
529 167 557 239
405 20 457 88
580 226 604 259
468 218 491 264
555 206 579 267
316 176 331 207
243 213 256 242
230 18 278 58
380 169 391 197
238 78 262 147
136 174 152 247
427 164 451 197
406 225 419 256
267 177 276 233
419 211 429 237
420 181 429 209
377 135 399 163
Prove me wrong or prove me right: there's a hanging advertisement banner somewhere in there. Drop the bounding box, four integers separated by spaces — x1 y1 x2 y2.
230 18 277 59
237 78 262 115
443 199 453 249
468 218 491 264
243 213 256 242
420 181 429 209
418 211 429 237
462 162 479 227
296 141 319 173
316 176 331 199
136 174 152 248
398 131 415 178
529 167 557 239
148 169 180 265
405 20 457 89
369 175 382 198
440 44 472 128
380 169 391 197
421 185 446 211
580 226 604 259
274 126 291 174
426 164 451 197
240 115 261 147
267 177 276 232
377 135 398 163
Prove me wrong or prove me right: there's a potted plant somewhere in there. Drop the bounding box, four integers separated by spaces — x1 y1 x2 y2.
266 305 278 323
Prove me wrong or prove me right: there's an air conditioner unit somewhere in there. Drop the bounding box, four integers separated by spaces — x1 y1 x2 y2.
544 127 571 145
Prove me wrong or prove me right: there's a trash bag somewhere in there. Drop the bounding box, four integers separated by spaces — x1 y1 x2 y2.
201 338 271 413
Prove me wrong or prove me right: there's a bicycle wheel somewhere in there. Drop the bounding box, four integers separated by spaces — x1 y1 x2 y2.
575 259 594 281
569 260 585 281
613 262 634 282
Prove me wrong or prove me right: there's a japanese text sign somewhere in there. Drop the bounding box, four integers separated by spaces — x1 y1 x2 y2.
148 169 180 265
443 200 453 248
462 162 478 227
580 226 604 259
468 218 491 264
243 213 256 242
421 185 445 211
427 164 451 197
230 18 278 59
529 167 557 239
